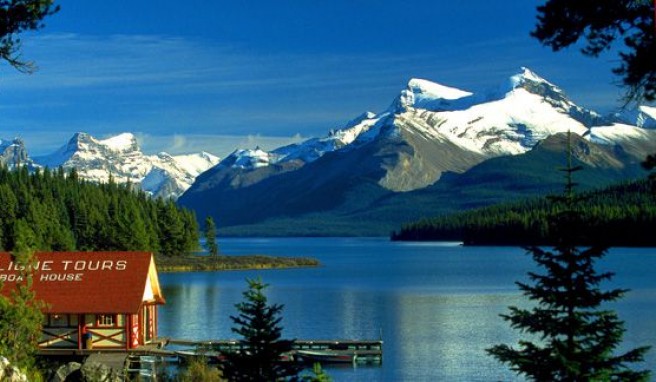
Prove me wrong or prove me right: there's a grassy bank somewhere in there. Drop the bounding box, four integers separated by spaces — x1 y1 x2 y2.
155 254 320 272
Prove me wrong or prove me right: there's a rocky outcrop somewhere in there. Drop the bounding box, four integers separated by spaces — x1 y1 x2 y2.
49 361 122 382
0 356 28 382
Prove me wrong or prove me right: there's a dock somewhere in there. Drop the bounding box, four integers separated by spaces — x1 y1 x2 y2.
167 338 384 364
39 337 382 380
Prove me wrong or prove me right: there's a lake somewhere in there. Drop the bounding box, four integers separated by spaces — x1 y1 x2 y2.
158 238 656 381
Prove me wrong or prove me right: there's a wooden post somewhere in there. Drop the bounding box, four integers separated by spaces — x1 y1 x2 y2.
77 315 82 350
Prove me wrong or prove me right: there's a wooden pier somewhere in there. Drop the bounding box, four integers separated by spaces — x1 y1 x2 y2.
167 338 383 364
39 337 383 380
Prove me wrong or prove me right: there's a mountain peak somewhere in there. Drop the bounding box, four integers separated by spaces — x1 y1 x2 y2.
407 78 473 101
344 111 377 130
226 148 275 170
32 131 218 199
510 67 550 86
504 67 564 97
98 132 139 153
392 78 473 112
69 131 93 143
0 137 30 169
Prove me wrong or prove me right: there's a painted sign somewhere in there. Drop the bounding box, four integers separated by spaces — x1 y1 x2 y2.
0 259 128 283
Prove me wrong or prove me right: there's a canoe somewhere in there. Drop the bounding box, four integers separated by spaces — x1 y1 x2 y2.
295 350 356 363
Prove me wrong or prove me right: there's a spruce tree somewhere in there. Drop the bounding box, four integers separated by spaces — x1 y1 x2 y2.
0 0 59 72
0 221 45 377
204 216 219 256
487 133 651 381
532 0 656 103
643 153 656 192
222 278 301 382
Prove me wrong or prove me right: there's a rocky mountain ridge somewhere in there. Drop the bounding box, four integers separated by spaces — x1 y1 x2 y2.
1 132 219 199
178 67 656 235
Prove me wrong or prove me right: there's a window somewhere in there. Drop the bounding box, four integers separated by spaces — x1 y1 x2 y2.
96 314 116 327
49 314 69 327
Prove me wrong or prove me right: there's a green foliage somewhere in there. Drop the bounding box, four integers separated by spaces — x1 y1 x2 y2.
392 179 656 246
204 216 219 256
155 254 319 272
176 358 223 382
487 145 651 380
643 153 656 191
222 278 301 382
0 165 199 256
532 0 656 103
0 242 45 375
488 245 651 380
301 363 332 382
0 0 59 72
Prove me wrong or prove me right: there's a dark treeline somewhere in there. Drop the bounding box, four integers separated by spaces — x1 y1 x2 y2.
0 165 198 256
391 180 656 246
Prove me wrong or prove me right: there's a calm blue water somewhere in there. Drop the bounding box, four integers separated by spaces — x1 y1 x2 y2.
158 238 656 381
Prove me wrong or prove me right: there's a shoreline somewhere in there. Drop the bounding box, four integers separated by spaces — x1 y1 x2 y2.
155 254 320 272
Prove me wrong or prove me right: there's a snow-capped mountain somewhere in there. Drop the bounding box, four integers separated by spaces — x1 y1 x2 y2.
612 105 656 129
0 138 31 169
34 132 219 199
179 67 656 234
186 67 639 194
216 111 382 172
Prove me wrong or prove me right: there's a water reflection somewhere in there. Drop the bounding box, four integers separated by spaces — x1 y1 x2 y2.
156 239 656 382
387 293 525 381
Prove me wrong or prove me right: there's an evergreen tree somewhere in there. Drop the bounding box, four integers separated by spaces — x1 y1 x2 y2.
0 184 18 249
532 0 656 103
157 200 186 257
0 221 45 377
181 209 200 255
487 134 651 380
643 153 656 190
301 364 332 382
204 216 219 256
0 0 59 72
222 278 301 382
0 164 199 255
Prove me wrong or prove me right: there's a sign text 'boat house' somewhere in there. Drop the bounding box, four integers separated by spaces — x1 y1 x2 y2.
0 251 164 352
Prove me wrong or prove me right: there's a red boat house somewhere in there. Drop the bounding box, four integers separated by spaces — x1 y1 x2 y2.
0 251 165 352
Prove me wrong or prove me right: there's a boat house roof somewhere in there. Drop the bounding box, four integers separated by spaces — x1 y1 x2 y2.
0 252 164 314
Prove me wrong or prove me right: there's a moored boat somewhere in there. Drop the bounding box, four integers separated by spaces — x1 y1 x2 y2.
175 349 223 364
295 350 356 363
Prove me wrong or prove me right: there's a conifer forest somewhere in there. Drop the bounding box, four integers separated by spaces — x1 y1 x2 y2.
0 165 199 256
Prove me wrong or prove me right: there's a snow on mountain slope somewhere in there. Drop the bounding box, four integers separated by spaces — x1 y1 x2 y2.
273 111 383 163
198 67 654 197
98 132 140 152
191 69 579 194
394 78 473 111
406 88 589 155
642 105 656 123
33 132 219 199
0 138 32 169
213 111 384 173
172 152 221 175
393 68 602 156
613 105 656 129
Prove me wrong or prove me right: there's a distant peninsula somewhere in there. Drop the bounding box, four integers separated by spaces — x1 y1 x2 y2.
155 253 320 272
391 180 656 247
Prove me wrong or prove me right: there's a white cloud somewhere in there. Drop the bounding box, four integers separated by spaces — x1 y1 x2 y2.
0 31 630 154
2 129 306 159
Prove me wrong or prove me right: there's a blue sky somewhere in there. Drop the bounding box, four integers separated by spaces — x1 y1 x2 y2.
0 0 627 157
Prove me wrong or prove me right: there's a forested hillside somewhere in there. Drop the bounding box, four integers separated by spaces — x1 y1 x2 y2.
391 180 656 246
0 166 198 256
